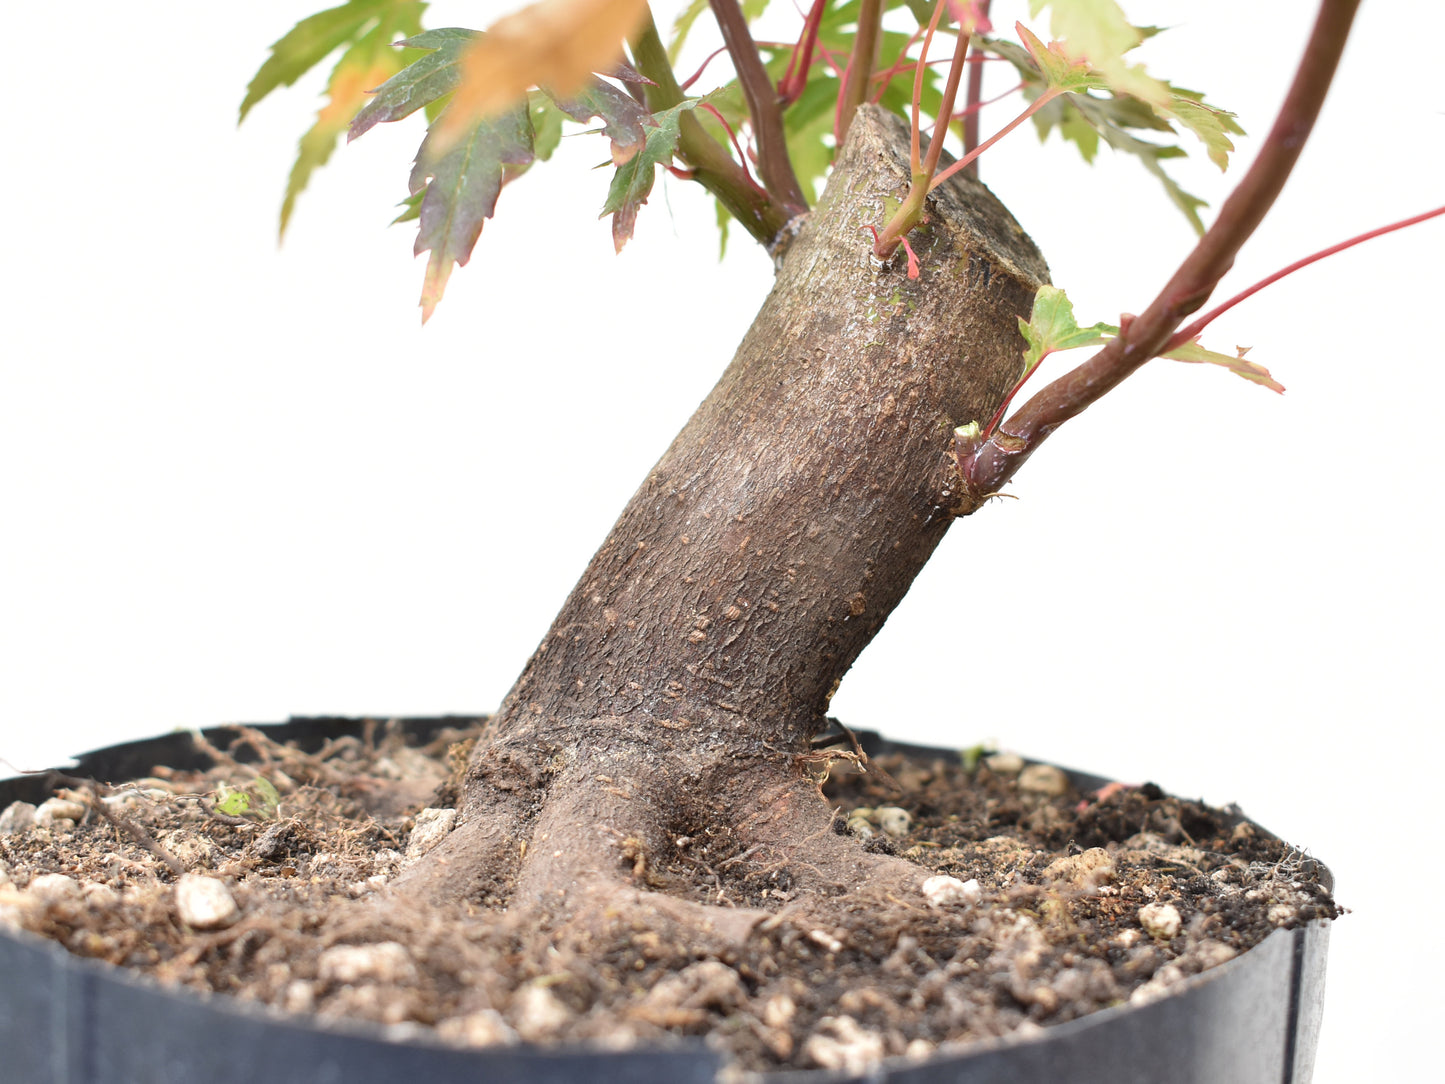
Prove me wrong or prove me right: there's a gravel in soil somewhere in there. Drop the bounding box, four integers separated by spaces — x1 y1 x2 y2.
0 720 1337 1077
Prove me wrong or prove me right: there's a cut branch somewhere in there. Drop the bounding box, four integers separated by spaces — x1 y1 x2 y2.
961 0 1362 500
708 0 809 212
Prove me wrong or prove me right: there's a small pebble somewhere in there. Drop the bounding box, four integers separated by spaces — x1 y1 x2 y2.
1018 764 1069 797
437 1009 519 1047
983 752 1024 776
34 798 87 828
0 801 37 835
318 942 417 985
28 873 83 904
1138 901 1182 940
174 873 240 930
1044 847 1115 890
804 1016 885 1074
511 985 572 1040
404 808 458 863
921 875 982 908
762 993 796 1029
845 809 874 840
875 807 912 838
1267 903 1297 927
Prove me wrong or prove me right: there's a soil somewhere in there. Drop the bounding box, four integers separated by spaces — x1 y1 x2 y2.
0 719 1337 1078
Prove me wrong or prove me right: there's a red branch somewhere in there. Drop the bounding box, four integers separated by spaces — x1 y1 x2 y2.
1166 203 1445 351
962 0 1364 498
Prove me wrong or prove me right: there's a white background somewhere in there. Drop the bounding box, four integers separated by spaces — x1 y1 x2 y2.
2 2 1439 1080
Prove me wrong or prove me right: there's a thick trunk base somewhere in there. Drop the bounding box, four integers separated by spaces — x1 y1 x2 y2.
400 105 1048 941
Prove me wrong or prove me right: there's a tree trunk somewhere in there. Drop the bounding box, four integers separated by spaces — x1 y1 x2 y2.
405 105 1047 922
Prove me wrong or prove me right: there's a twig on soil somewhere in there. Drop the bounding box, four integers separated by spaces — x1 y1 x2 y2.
52 777 185 876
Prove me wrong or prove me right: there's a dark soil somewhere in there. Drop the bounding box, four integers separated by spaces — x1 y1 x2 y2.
0 719 1337 1077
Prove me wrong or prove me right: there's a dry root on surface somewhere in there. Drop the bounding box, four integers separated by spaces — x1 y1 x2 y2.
0 719 1337 1075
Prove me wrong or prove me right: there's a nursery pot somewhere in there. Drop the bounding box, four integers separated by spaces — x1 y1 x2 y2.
0 717 1331 1084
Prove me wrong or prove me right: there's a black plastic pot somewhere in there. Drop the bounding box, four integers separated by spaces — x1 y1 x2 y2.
0 717 1331 1084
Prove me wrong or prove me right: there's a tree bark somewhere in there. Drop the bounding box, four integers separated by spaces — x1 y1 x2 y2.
407 106 1046 916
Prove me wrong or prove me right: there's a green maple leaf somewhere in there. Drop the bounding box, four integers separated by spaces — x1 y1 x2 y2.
1164 340 1283 393
409 104 534 321
242 1 427 237
602 101 699 252
240 0 427 122
349 27 476 140
1018 287 1116 373
990 19 1237 234
1030 0 1169 107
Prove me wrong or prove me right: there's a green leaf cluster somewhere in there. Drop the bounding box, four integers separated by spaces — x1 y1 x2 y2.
1020 287 1282 392
241 0 428 238
1018 286 1115 373
214 777 282 820
993 6 1243 233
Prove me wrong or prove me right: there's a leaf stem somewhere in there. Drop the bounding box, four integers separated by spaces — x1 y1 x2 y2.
780 0 829 106
929 88 1059 190
1165 203 1445 351
628 6 791 246
962 0 1363 500
836 0 883 145
707 0 809 212
920 22 974 180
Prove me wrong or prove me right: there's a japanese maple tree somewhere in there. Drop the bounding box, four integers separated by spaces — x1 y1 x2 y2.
243 0 1427 947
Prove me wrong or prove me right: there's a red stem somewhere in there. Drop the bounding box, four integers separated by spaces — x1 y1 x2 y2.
1166 203 1445 351
680 45 730 91
929 88 1059 190
780 0 828 106
910 0 951 174
961 0 993 179
921 24 974 179
708 0 809 212
963 0 1363 497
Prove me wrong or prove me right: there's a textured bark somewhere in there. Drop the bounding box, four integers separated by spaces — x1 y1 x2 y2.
403 106 1046 918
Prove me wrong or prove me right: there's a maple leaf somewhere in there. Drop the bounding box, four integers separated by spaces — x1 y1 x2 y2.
435 0 650 149
1018 286 1116 373
241 1 426 236
988 21 1237 234
409 105 534 321
1030 0 1169 107
240 0 426 122
601 102 699 253
1163 340 1283 393
349 28 476 140
550 81 650 166
282 33 419 239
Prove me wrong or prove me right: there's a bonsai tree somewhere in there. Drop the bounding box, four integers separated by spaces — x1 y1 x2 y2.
223 0 1437 938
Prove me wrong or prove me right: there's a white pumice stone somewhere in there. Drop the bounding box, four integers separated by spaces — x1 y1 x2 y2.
1138 901 1182 940
404 807 458 863
0 801 37 835
175 873 240 930
983 752 1024 776
319 941 418 985
922 875 982 908
1018 763 1069 796
28 873 83 904
875 806 912 838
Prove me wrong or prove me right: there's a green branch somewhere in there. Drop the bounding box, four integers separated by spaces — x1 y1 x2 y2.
628 7 791 247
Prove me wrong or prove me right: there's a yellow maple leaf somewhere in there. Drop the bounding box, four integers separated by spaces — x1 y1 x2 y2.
435 0 649 148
